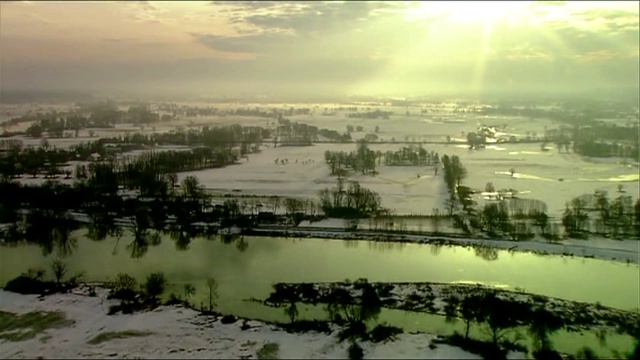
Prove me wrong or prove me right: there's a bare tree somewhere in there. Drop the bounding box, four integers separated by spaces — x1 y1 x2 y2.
206 278 219 312
51 259 68 284
183 283 196 305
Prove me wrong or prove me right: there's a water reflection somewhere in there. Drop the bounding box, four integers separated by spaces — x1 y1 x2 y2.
367 241 406 252
85 214 121 242
24 218 80 258
474 246 499 261
1 235 638 312
126 231 162 259
344 240 359 248
170 230 192 250
430 243 442 256
236 237 249 252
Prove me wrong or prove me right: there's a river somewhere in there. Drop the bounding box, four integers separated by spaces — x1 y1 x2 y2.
1 233 638 356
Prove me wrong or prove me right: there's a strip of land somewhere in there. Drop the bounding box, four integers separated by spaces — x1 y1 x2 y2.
0 286 490 360
246 225 640 264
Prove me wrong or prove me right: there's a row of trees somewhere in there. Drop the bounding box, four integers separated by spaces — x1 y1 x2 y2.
346 110 392 119
383 146 440 166
0 144 239 184
545 124 639 160
437 154 640 240
87 125 267 152
324 140 377 176
0 145 72 180
265 280 631 359
561 191 639 239
1 121 275 181
443 291 565 357
19 102 164 138
451 191 639 241
0 177 260 258
274 119 318 146
318 179 384 218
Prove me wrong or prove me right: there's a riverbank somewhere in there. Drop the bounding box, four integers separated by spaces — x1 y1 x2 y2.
246 225 640 264
264 281 640 332
0 285 487 359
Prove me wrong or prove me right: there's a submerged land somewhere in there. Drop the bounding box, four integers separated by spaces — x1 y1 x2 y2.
0 95 638 359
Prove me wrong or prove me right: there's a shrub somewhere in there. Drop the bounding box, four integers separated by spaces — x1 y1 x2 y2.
338 321 368 342
112 273 138 293
24 268 46 281
143 272 167 302
280 320 332 334
4 276 51 295
369 324 403 343
256 342 280 360
66 272 85 287
164 293 182 306
50 259 67 284
107 304 120 315
206 278 219 312
348 342 364 360
221 315 237 324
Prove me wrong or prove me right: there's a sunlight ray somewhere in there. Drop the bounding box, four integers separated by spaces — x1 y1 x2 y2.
470 22 495 97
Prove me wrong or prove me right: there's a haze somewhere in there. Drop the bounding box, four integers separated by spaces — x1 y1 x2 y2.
1 0 638 100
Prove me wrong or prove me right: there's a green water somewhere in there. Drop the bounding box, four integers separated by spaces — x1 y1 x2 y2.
1 232 638 356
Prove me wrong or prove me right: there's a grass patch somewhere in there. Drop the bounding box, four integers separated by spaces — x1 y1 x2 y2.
257 342 280 360
87 330 154 345
0 311 74 342
39 334 52 343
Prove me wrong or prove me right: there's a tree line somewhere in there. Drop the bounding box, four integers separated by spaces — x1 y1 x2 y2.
544 124 639 160
383 146 440 166
324 140 378 176
437 155 640 240
318 179 384 219
265 280 639 360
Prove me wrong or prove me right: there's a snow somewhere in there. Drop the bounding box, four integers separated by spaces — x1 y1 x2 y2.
178 142 639 218
293 281 636 332
0 287 481 359
249 227 640 264
4 103 637 219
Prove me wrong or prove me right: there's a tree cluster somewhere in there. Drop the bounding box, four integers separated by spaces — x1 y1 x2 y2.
318 179 383 218
346 110 392 120
324 140 377 176
274 118 318 146
383 146 439 166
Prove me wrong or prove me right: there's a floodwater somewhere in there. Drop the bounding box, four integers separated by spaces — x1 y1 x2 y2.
1 234 638 356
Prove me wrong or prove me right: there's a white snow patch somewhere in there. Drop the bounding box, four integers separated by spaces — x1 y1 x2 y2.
0 288 481 359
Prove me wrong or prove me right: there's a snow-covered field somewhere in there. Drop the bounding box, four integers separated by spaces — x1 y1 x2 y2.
179 142 639 217
0 287 483 359
4 102 637 218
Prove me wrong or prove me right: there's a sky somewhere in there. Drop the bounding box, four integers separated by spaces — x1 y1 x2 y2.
1 0 638 100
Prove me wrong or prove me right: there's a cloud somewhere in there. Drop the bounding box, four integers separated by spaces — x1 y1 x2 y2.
127 1 167 24
205 1 406 42
1 1 638 98
193 1 422 60
191 32 298 53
